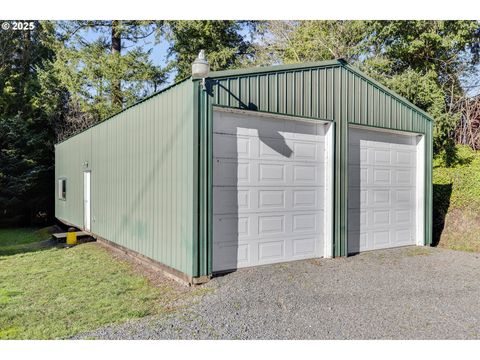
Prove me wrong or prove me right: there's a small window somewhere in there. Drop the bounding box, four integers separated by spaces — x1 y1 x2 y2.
58 178 67 200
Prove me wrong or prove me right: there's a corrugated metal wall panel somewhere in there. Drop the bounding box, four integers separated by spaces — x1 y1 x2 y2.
55 129 92 227
343 67 430 134
210 66 338 121
55 80 196 276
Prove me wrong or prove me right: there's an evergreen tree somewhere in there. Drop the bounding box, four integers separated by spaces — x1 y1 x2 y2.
166 21 254 80
253 20 480 163
363 20 480 163
0 21 62 226
41 20 167 127
254 20 369 65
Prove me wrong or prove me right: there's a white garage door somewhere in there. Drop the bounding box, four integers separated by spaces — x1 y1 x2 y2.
348 127 418 253
213 110 328 272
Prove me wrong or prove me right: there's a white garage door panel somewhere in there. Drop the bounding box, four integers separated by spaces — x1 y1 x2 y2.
214 212 324 241
213 236 321 271
348 127 417 253
213 134 325 162
214 111 325 139
213 110 326 272
214 160 325 187
213 187 324 214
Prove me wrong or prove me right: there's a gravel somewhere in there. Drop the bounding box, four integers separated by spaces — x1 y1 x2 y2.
74 246 480 339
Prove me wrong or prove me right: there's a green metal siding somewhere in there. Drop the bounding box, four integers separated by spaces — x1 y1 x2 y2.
211 66 339 121
55 128 92 227
55 80 197 277
343 66 431 133
197 60 433 267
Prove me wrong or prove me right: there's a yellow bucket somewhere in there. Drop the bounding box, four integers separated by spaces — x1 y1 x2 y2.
66 228 77 246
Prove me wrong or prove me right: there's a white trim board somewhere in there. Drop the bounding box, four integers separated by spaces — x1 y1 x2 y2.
416 135 426 246
349 123 422 137
213 106 332 126
323 122 334 258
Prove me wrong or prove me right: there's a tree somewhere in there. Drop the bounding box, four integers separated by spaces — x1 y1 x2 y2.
0 21 62 226
253 21 369 66
253 20 480 164
165 21 254 80
41 20 167 134
363 20 480 164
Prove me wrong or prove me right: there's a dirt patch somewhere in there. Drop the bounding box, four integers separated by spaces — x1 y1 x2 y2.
405 247 434 256
96 242 195 294
437 207 480 253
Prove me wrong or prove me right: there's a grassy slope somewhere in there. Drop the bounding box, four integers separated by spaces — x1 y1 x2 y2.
0 228 189 339
433 145 480 252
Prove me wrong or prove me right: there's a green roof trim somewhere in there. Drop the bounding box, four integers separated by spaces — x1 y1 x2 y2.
209 59 342 79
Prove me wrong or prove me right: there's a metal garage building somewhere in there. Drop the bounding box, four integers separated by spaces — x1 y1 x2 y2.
55 59 433 284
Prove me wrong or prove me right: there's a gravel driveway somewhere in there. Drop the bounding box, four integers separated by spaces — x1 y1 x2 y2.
75 246 480 339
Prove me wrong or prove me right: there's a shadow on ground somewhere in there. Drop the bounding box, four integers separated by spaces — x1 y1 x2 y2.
0 239 58 257
432 183 453 247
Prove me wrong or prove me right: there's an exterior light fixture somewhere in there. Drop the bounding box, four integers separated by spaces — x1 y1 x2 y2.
192 50 210 90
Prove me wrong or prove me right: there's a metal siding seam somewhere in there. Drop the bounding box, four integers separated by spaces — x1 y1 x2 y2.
181 88 186 270
259 75 263 110
312 70 318 118
267 74 270 112
174 86 179 268
341 67 348 256
322 69 327 119
200 87 206 275
285 72 289 114
302 71 305 116
194 82 202 276
207 89 213 275
237 77 241 109
275 73 279 113
203 84 208 275
162 90 167 267
163 93 168 264
179 88 184 271
293 72 297 115
153 96 157 264
192 81 199 277
170 90 176 265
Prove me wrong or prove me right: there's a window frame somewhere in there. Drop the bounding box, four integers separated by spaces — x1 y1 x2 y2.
58 178 67 201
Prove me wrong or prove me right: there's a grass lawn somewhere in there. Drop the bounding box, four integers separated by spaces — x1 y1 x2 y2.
0 227 192 339
0 227 54 256
433 145 480 252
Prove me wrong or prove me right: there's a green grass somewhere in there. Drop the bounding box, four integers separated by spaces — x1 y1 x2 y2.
0 227 53 246
433 145 480 252
433 145 480 209
0 227 188 339
0 227 55 256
